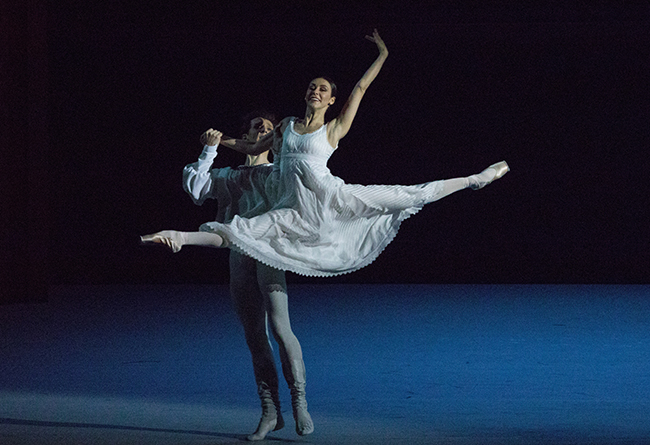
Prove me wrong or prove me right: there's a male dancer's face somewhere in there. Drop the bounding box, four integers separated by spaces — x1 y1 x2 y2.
244 117 274 142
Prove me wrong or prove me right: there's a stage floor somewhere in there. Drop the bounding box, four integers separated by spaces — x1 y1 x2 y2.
1 284 649 444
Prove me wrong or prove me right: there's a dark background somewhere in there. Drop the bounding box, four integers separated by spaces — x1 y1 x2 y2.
3 1 649 302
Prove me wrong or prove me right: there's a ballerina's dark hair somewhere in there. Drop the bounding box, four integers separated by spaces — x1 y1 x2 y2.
318 76 338 98
240 110 278 135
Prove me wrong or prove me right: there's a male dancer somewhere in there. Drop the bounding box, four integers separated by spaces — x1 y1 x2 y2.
183 113 313 441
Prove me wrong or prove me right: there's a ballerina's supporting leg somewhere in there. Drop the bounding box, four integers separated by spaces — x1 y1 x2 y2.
140 230 228 253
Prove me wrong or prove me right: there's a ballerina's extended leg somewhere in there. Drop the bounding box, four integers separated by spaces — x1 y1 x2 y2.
140 230 228 252
429 160 510 201
351 160 511 212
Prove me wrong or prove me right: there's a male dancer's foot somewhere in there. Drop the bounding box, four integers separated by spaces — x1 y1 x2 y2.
293 405 314 436
247 412 285 441
287 359 314 436
247 382 285 441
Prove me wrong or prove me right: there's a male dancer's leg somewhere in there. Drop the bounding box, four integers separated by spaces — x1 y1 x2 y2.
257 265 314 436
229 251 284 441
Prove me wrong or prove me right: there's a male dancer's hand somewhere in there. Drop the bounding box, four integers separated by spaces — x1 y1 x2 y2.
200 128 223 146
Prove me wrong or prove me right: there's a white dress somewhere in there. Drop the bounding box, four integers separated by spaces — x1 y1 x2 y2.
201 118 447 277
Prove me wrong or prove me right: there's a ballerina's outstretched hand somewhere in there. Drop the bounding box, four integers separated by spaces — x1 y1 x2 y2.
364 28 388 57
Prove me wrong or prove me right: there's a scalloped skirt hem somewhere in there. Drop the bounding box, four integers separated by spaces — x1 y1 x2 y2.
199 206 423 278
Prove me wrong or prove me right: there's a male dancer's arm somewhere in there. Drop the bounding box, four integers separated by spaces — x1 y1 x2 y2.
182 130 222 205
184 117 288 204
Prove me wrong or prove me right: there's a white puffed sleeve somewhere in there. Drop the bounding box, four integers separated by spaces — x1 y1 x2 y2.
182 145 218 205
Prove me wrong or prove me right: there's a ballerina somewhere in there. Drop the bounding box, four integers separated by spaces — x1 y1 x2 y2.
142 29 509 278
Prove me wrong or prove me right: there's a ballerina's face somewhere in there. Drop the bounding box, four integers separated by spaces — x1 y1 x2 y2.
305 78 336 109
244 117 274 141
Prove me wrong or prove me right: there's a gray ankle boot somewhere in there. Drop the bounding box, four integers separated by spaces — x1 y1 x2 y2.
247 381 284 441
286 359 314 436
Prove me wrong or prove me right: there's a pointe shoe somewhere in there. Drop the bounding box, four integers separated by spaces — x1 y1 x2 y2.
140 231 182 253
470 161 510 190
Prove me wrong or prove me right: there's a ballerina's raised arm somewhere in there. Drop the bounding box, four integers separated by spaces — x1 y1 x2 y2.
326 29 389 148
